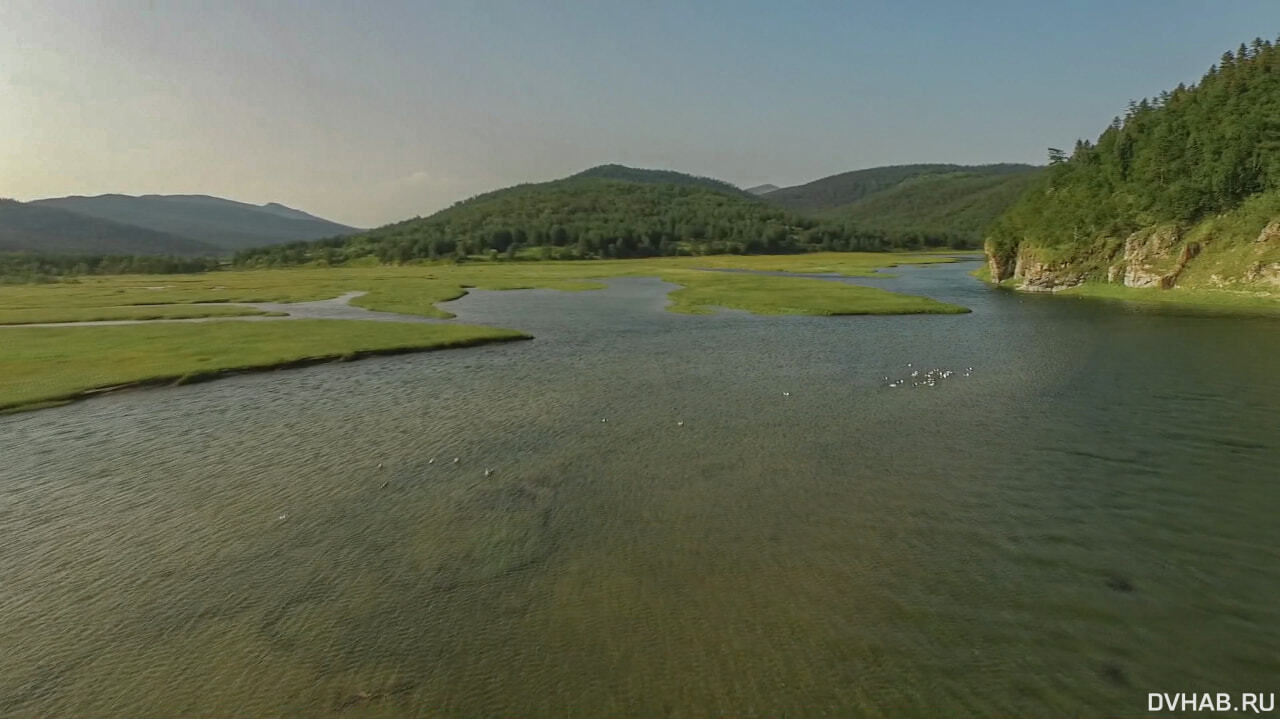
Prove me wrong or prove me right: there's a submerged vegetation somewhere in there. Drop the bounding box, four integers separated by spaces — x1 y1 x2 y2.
987 38 1280 296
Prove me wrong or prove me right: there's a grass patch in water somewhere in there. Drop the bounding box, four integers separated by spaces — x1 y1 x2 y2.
0 253 967 321
661 269 968 315
0 320 528 412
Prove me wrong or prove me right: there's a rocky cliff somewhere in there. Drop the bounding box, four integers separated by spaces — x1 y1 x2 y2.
987 214 1280 295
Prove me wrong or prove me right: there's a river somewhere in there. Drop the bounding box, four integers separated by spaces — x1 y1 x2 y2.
1 261 1276 716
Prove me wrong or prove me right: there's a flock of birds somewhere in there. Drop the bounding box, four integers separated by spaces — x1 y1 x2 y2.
274 365 972 522
884 363 974 388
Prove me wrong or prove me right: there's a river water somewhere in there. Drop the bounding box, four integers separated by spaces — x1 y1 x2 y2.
1 262 1277 717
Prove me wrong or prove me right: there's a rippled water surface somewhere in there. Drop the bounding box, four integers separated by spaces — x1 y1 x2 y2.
2 262 1277 717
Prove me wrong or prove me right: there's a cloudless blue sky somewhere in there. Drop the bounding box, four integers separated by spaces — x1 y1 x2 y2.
2 0 1277 225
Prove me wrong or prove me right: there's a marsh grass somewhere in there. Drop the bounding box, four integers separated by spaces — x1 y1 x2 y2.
0 320 528 411
0 253 967 411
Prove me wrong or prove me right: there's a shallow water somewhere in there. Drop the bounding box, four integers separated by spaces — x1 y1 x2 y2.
1 262 1277 717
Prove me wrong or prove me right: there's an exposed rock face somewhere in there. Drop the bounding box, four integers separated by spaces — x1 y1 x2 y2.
1009 249 1084 292
984 217 1278 293
1121 227 1181 288
985 244 1013 282
1245 261 1280 286
1257 220 1280 244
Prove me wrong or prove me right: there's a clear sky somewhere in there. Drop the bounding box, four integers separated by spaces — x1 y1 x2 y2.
2 1 1277 227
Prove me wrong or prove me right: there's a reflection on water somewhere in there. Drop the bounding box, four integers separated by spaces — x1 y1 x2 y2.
2 262 1277 716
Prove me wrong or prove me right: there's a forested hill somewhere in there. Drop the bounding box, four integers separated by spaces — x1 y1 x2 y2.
0 199 219 256
827 169 1042 246
31 194 357 252
567 164 753 196
234 167 957 267
761 164 1037 213
987 38 1280 293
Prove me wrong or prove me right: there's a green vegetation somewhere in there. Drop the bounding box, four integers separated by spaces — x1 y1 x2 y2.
0 253 966 410
0 199 218 256
0 252 222 283
826 170 1043 247
233 167 979 268
0 320 528 412
760 164 1037 214
987 37 1280 300
1055 282 1280 316
662 271 965 315
0 304 275 326
30 194 357 251
568 164 753 196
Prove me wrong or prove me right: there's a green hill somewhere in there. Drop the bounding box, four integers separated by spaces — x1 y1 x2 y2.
986 38 1280 295
828 169 1042 246
761 163 1037 214
235 166 919 266
567 164 753 197
31 194 357 252
0 199 219 256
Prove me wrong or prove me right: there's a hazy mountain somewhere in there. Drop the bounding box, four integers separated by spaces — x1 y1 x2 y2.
0 199 219 256
31 194 357 252
761 163 1038 213
745 184 780 195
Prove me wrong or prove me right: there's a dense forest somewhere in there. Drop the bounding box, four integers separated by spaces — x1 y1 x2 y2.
0 253 220 283
760 164 1036 214
827 169 1042 246
987 38 1280 287
234 166 973 267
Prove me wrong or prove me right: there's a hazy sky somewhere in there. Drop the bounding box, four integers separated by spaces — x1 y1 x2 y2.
2 1 1277 227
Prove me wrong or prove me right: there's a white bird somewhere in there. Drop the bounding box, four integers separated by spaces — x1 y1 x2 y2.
453 457 460 464
427 457 435 464
782 391 791 397
907 363 912 367
484 468 493 477
377 462 384 470
601 418 608 423
277 513 288 521
677 421 685 427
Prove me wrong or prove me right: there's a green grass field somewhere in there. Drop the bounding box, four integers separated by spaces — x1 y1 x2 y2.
0 253 967 411
0 321 529 412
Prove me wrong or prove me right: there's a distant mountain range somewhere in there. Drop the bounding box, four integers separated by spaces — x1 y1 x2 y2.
0 194 358 256
0 199 220 256
3 164 1038 260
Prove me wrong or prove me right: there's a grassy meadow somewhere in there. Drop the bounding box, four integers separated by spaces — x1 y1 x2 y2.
0 253 966 411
